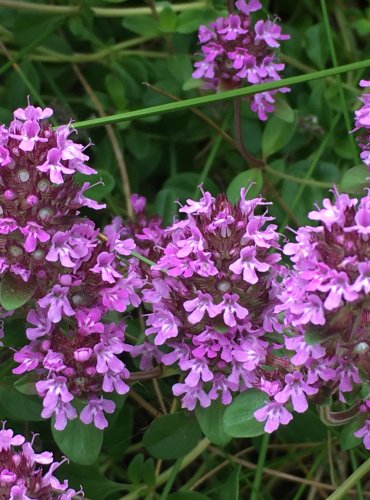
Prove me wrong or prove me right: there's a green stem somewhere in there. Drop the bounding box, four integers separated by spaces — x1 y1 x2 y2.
195 113 231 196
130 251 158 269
0 0 207 16
326 458 370 500
250 433 269 500
265 165 332 188
320 0 358 162
160 458 183 500
120 438 210 500
279 113 340 231
349 450 364 500
70 59 370 130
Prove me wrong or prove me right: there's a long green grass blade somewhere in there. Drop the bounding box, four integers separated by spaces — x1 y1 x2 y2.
71 59 369 130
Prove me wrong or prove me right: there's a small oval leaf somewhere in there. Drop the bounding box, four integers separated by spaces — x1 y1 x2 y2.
143 412 202 460
52 416 104 465
223 389 266 438
262 115 297 159
195 400 231 446
226 168 263 204
0 273 36 311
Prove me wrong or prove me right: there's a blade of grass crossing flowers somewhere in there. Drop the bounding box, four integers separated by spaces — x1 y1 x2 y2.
71 60 370 130
320 0 358 163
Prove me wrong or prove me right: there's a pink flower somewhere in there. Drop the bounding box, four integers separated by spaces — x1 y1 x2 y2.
254 401 293 432
80 397 115 429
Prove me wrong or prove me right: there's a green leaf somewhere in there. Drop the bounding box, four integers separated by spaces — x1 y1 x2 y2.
122 15 160 37
195 400 231 446
340 418 363 451
0 273 36 311
0 378 43 421
75 170 115 201
274 97 295 123
223 389 266 438
278 410 326 443
142 458 156 487
155 187 178 226
216 465 241 500
168 493 210 500
304 327 324 345
226 168 263 204
262 115 297 159
305 24 330 69
128 453 145 483
159 6 177 33
52 413 104 465
56 462 125 500
340 164 368 194
176 8 217 34
105 74 127 111
126 129 151 160
143 411 202 460
14 373 38 395
164 172 219 200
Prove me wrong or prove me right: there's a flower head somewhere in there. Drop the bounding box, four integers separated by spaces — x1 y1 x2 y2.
192 1 290 120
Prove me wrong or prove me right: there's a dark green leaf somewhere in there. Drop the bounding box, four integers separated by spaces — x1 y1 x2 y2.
340 164 368 194
123 15 160 36
56 462 126 500
75 170 115 201
159 6 177 33
0 273 36 311
195 400 231 446
304 327 324 345
0 378 43 421
52 413 104 465
176 9 217 34
143 412 202 460
340 418 363 451
168 493 210 500
262 115 297 159
128 453 145 483
223 389 266 438
155 187 178 226
215 465 241 500
226 168 263 204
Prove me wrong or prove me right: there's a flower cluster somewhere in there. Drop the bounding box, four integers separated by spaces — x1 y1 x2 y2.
274 190 370 448
0 422 82 499
354 79 370 169
0 103 143 429
192 0 290 120
140 188 288 410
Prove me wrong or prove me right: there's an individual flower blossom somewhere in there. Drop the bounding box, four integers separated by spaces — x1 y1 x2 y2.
276 189 370 448
138 188 289 411
254 401 293 433
192 1 290 120
353 78 370 169
0 422 83 498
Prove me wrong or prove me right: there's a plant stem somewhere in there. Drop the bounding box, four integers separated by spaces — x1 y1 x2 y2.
326 458 370 500
0 0 207 16
250 433 269 500
159 458 183 500
234 99 265 167
70 59 370 130
349 450 365 500
320 0 358 162
120 438 210 500
264 165 332 189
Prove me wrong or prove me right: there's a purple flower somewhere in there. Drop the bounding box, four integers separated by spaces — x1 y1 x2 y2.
355 420 370 450
37 147 75 184
254 401 293 432
141 190 284 410
0 422 81 498
192 2 290 120
90 251 122 283
20 222 50 253
274 372 318 413
80 397 115 429
38 284 75 323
